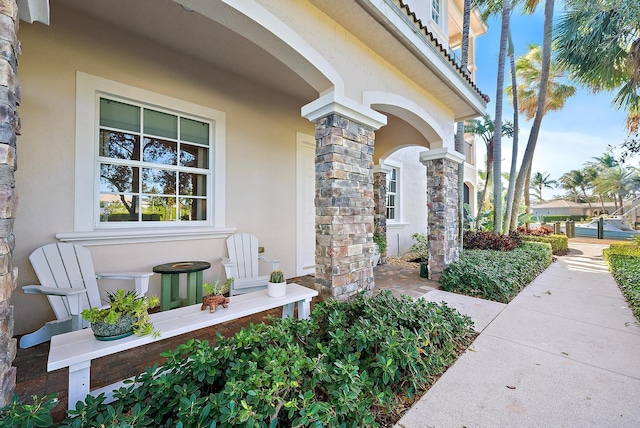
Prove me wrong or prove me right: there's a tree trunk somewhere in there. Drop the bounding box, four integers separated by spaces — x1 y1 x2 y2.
504 32 519 232
509 0 555 229
456 0 471 247
492 0 511 232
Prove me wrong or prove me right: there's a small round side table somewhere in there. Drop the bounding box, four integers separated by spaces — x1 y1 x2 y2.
153 261 211 311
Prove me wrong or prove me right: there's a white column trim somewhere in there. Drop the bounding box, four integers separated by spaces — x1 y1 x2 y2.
302 91 387 130
420 147 464 165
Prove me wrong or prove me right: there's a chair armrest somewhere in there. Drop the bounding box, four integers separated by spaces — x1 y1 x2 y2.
259 255 280 270
96 272 154 297
23 285 88 297
221 258 235 280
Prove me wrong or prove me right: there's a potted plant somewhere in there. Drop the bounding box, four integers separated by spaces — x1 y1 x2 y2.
372 233 387 267
410 232 429 278
267 269 286 297
201 278 233 313
81 290 160 341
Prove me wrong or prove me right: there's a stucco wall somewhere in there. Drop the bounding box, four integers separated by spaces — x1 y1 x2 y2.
12 6 314 335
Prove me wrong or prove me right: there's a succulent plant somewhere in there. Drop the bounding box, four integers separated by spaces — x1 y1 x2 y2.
269 269 285 283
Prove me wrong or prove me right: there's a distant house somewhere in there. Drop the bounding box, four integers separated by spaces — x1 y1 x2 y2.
532 200 587 218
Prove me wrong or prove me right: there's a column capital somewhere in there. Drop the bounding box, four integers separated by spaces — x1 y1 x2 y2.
420 147 464 166
301 91 387 130
373 163 393 174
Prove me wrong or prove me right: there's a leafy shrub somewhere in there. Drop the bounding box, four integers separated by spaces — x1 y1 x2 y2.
604 245 640 320
463 230 522 251
521 234 569 255
517 225 554 236
440 242 553 303
4 292 475 427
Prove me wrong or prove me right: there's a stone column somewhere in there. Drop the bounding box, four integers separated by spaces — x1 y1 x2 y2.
421 148 464 280
302 92 386 300
313 114 376 299
0 0 19 407
373 164 390 263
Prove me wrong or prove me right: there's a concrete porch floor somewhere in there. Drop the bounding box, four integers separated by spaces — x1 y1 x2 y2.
12 263 437 420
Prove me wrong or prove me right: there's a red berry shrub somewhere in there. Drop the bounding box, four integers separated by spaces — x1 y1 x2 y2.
463 230 522 251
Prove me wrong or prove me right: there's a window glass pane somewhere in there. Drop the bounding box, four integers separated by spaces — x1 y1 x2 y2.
99 130 140 160
144 109 177 139
100 164 139 193
389 181 396 193
180 117 209 146
180 144 209 168
142 168 176 195
179 198 207 221
100 98 140 132
100 194 138 222
386 207 395 220
179 172 207 197
143 138 177 165
141 196 177 221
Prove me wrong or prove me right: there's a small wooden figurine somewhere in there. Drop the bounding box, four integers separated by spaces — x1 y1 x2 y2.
200 294 230 313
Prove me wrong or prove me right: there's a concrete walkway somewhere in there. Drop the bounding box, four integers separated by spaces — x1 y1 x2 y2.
396 242 640 428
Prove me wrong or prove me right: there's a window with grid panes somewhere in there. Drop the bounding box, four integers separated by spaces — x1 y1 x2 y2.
386 167 398 221
431 0 441 25
98 98 211 224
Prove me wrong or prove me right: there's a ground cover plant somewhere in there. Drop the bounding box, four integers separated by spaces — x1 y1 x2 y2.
604 241 640 320
440 241 553 303
2 291 475 427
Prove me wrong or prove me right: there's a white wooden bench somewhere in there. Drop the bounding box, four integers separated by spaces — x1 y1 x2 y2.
47 283 318 410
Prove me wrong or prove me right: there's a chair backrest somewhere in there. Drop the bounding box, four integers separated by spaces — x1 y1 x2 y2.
29 243 103 321
225 233 261 280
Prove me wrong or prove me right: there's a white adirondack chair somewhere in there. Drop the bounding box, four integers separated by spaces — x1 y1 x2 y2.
19 243 153 348
222 233 280 296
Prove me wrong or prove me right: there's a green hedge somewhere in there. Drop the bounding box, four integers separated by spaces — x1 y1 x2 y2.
604 245 640 320
521 234 569 255
2 292 474 427
440 242 553 303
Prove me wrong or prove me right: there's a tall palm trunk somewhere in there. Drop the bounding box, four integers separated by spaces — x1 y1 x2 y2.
476 141 494 229
509 0 555 231
456 0 471 246
503 32 519 232
493 0 511 232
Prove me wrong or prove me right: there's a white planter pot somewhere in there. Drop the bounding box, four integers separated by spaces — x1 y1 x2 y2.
373 243 381 267
267 281 287 297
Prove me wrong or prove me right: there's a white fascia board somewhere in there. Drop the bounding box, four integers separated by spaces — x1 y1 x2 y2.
364 0 486 115
302 91 387 130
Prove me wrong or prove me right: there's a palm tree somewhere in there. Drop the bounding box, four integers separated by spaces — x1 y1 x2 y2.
456 0 472 249
465 115 514 228
506 45 577 120
490 0 511 232
503 32 520 233
559 169 593 208
558 170 580 203
530 171 557 202
554 0 640 133
508 1 567 231
592 166 636 213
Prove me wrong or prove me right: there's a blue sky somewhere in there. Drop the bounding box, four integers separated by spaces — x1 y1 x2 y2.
473 5 632 200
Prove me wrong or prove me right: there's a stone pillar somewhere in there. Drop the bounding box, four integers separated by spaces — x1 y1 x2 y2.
373 164 390 263
313 114 376 299
421 148 464 280
0 0 19 407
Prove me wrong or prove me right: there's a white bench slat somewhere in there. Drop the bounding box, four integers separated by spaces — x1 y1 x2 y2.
47 283 318 410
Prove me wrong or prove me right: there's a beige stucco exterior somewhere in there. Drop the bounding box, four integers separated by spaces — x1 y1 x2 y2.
11 0 485 335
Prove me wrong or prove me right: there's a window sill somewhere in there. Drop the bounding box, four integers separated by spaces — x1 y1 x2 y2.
56 227 237 246
386 222 409 229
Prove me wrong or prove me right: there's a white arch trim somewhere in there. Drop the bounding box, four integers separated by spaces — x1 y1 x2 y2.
362 91 446 147
175 0 344 94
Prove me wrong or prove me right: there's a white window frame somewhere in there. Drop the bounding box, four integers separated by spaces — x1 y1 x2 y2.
56 72 232 245
386 166 399 222
380 159 405 226
428 0 448 46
